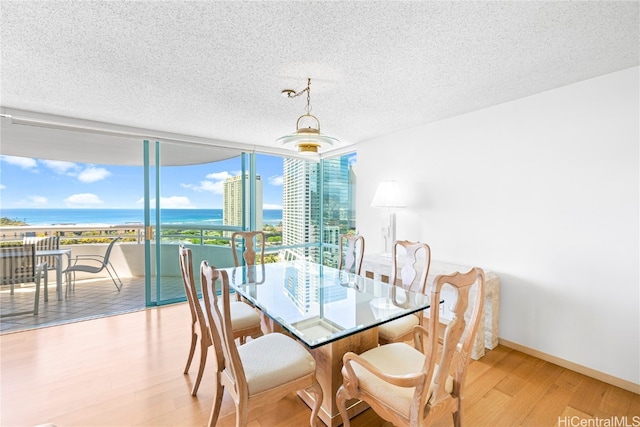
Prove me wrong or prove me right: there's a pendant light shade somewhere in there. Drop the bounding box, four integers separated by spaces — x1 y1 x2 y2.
276 78 339 154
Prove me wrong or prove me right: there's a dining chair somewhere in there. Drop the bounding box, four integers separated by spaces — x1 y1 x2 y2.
0 244 48 317
338 234 365 275
64 237 122 294
200 261 323 427
231 230 267 294
231 231 266 267
336 268 485 427
378 240 431 345
178 246 263 396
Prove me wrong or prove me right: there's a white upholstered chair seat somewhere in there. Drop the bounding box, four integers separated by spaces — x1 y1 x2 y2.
344 342 453 416
196 299 261 332
236 332 317 395
378 315 420 342
225 300 262 331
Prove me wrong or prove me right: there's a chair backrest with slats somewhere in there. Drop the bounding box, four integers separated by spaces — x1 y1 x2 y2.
34 236 60 270
1 244 37 285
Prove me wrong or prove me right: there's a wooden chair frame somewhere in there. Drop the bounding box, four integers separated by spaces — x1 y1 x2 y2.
231 231 265 267
178 246 263 396
378 240 431 345
337 268 485 427
201 262 323 427
338 234 365 275
178 245 212 396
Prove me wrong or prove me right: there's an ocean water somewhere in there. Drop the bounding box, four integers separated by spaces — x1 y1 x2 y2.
0 208 283 227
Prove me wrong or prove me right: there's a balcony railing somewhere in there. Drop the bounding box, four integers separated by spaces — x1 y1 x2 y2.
0 223 328 279
0 224 147 244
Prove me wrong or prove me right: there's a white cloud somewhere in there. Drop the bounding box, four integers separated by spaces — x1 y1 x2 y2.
263 203 282 209
182 170 236 195
64 193 104 207
42 160 78 175
0 184 5 190
28 196 48 206
15 195 48 207
78 166 111 183
268 175 283 186
194 180 224 194
164 196 195 208
205 171 234 181
1 155 38 171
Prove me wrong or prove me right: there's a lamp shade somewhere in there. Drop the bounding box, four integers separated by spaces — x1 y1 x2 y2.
370 180 407 208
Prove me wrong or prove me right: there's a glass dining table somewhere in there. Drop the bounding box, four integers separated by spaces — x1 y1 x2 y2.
224 260 431 426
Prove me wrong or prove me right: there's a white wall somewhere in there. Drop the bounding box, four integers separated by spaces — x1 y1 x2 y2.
356 67 639 385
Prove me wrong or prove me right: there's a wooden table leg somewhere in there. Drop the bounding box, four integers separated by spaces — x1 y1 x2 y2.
298 327 378 427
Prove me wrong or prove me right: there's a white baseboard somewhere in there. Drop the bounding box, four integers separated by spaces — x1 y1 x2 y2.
499 339 639 395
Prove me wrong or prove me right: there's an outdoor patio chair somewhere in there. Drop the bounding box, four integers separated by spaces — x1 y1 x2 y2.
24 235 61 275
64 237 123 294
0 243 48 317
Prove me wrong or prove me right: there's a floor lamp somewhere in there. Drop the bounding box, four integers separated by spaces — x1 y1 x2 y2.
371 181 406 256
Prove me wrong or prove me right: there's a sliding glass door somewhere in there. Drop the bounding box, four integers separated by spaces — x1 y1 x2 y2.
143 140 244 306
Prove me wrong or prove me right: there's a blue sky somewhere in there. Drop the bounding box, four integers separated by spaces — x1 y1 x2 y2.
0 154 284 209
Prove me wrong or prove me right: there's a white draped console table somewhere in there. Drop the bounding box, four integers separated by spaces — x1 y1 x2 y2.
361 253 500 360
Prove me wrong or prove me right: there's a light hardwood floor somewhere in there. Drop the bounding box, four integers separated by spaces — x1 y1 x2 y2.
1 302 637 427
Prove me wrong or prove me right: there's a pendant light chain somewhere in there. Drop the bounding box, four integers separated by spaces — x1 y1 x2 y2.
305 78 312 114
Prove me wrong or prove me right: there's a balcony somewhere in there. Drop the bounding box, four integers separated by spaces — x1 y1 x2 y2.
0 222 334 334
0 223 294 334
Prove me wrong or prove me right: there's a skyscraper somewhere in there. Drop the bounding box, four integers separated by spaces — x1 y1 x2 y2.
321 155 354 266
223 174 263 231
281 156 355 263
281 159 320 261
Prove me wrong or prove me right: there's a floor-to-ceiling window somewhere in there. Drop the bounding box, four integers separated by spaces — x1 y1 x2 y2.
0 147 357 332
321 152 358 267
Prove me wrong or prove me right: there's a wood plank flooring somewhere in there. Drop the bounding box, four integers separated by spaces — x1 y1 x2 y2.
1 302 637 427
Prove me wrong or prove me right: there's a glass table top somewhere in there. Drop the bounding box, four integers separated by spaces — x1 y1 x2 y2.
224 260 430 348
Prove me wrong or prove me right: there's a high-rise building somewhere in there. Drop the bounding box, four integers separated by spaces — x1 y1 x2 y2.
223 174 263 231
281 156 355 263
322 155 354 231
321 156 354 266
281 159 320 261
322 225 341 268
280 156 355 311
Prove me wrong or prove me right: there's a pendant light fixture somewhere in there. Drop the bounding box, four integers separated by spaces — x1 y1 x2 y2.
276 78 339 154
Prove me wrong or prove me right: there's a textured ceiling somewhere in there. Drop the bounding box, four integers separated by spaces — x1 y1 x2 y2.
1 1 638 161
